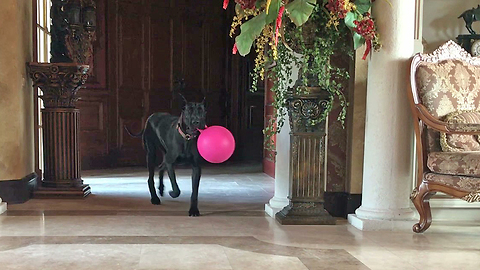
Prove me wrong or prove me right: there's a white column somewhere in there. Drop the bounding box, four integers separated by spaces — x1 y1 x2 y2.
414 0 424 53
348 0 416 230
265 52 301 217
265 119 291 217
0 197 6 215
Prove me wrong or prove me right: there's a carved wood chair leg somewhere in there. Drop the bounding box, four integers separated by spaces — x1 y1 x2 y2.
411 182 435 233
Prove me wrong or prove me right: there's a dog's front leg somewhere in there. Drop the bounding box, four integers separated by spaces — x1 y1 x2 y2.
189 165 201 216
166 163 181 198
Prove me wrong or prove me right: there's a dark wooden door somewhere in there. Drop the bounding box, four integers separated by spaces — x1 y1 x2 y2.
79 0 265 169
104 0 229 167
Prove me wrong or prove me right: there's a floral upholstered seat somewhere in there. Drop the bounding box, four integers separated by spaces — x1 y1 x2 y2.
408 40 480 233
427 151 480 178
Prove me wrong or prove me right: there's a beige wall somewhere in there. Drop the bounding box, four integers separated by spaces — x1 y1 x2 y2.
423 0 479 52
0 0 34 181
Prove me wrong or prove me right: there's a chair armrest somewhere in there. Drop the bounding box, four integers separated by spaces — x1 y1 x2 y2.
446 122 480 134
415 104 480 134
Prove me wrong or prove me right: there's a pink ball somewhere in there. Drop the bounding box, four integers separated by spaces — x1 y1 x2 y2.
197 126 235 163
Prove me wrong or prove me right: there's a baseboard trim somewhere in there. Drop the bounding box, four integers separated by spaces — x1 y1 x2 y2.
324 192 362 218
0 173 37 204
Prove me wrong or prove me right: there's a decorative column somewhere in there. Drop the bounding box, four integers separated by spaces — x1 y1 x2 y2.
265 56 301 217
276 88 336 225
25 0 96 198
414 0 424 53
348 0 415 230
265 119 291 217
28 63 91 198
0 197 6 214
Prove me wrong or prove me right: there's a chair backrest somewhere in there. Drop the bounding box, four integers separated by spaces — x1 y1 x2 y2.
410 40 480 151
411 40 480 119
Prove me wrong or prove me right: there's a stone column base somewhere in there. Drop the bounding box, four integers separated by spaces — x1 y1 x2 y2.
0 198 6 215
265 197 289 218
33 185 91 199
276 202 336 225
348 214 415 231
265 204 280 218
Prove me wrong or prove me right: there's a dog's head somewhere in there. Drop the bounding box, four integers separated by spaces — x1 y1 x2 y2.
180 96 206 135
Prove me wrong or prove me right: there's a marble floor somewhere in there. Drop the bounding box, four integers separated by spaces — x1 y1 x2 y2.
1 163 480 270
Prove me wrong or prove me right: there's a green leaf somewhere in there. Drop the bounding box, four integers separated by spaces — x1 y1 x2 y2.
285 0 317 27
235 4 245 16
256 0 266 9
235 13 267 56
353 32 365 50
355 0 372 14
266 0 282 24
344 11 358 29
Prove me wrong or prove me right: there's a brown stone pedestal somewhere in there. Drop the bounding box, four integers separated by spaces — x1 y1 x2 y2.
28 63 91 198
276 88 336 225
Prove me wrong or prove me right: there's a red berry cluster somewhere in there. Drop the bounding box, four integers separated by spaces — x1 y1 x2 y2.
235 0 256 9
353 13 376 40
326 0 349 19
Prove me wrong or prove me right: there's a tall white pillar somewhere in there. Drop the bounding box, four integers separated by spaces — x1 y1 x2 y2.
348 0 416 230
265 53 301 217
414 0 424 53
265 119 291 217
0 197 6 214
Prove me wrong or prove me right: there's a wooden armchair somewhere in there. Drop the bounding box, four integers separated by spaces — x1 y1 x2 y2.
408 40 480 233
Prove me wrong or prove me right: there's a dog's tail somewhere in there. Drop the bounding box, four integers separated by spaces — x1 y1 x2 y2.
124 125 144 138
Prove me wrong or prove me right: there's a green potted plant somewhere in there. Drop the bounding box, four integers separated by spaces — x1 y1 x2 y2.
224 0 381 224
224 0 380 151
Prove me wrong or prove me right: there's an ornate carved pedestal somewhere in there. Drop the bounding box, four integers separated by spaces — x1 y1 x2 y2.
276 88 336 225
28 63 91 198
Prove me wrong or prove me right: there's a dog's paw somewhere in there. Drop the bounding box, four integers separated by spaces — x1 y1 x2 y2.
189 208 200 217
159 184 164 197
150 197 161 205
169 190 181 198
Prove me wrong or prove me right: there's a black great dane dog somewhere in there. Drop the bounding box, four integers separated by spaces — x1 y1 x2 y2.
125 96 206 216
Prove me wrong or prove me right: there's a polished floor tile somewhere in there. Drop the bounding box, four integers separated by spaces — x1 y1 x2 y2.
139 244 232 270
1 163 480 269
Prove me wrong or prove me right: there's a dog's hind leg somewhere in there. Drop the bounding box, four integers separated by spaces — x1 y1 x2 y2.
158 162 165 197
146 143 161 205
165 162 181 198
189 163 201 217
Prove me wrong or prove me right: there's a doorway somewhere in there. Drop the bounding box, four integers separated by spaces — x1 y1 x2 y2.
72 0 264 170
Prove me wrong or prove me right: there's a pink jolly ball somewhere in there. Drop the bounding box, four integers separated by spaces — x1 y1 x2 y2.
197 126 235 163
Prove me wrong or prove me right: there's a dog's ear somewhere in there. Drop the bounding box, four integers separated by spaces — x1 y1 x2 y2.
178 93 188 107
